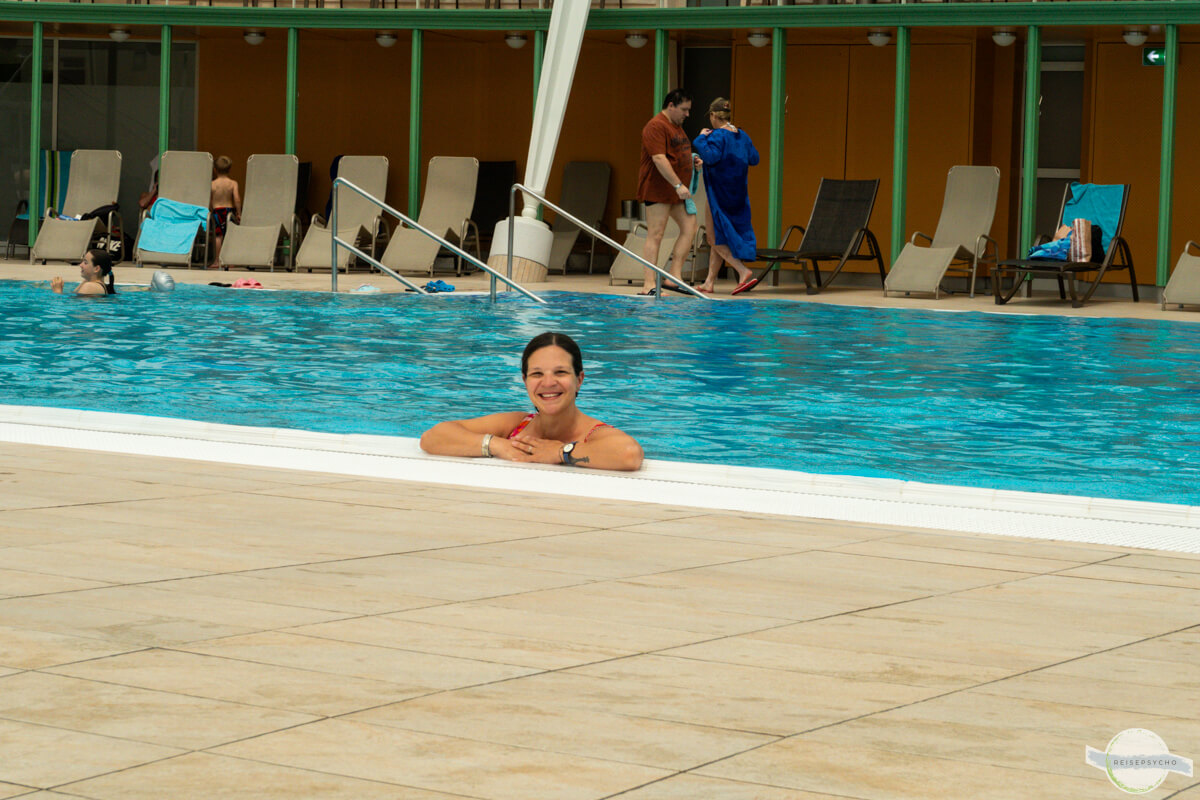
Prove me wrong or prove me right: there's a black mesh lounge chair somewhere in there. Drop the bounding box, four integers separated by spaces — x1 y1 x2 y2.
993 182 1135 308
752 178 885 294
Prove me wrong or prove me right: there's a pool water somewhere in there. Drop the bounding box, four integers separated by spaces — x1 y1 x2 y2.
3 279 1198 505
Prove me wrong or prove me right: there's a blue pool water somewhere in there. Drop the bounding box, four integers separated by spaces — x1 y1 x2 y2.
2 279 1199 505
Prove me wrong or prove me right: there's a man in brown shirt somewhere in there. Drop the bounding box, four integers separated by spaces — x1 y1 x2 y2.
636 89 699 294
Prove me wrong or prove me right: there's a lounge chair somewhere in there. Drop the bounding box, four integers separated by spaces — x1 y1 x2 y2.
883 165 1000 299
547 161 611 274
1162 241 1200 310
752 178 885 294
31 150 123 264
295 155 389 272
8 149 73 260
135 151 214 269
219 154 300 271
993 182 1135 308
608 216 682 285
379 156 479 276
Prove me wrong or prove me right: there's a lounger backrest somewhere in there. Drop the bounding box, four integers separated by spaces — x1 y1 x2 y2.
333 155 388 230
1057 182 1129 254
552 161 611 235
930 166 1000 257
159 151 213 209
241 154 298 228
61 150 121 217
417 156 478 238
798 178 879 257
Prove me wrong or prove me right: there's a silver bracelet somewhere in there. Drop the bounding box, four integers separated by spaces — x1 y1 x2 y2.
481 433 494 457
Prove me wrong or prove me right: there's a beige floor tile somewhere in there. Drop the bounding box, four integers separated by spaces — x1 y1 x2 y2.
600 515 882 550
0 672 315 749
1108 632 1200 665
2 791 84 799
48 649 466 715
408 484 699 520
418 529 797 579
612 774 850 799
292 615 630 670
1055 562 1200 590
0 718 181 788
825 539 1087 574
0 596 258 646
1110 553 1200 571
876 531 1123 563
62 753 463 799
152 572 445 616
962 573 1200 614
698 738 1110 799
974 669 1200 718
391 601 717 653
661 636 1014 689
179 630 538 685
0 508 183 547
213 718 670 800
0 626 143 670
0 567 111 597
0 469 217 511
0 544 212 584
1041 650 1200 691
350 691 775 770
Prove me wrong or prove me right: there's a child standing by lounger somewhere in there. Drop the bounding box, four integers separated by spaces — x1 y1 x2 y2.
210 155 241 269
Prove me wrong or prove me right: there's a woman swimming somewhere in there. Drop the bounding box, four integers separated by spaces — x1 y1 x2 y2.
420 332 644 472
51 249 117 296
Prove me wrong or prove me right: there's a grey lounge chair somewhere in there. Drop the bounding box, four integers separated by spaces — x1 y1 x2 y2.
547 161 610 274
380 156 479 276
752 178 885 294
295 155 388 272
31 150 123 264
135 150 214 269
883 165 1001 299
219 154 300 271
608 217 681 285
1162 241 1200 310
994 182 1135 308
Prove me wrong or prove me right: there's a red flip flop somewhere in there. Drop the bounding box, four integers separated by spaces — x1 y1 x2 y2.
731 277 760 296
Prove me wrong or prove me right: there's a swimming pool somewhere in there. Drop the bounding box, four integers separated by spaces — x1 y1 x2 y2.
3 279 1198 506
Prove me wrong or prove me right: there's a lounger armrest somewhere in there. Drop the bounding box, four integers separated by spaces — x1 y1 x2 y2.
310 213 326 228
1186 240 1200 257
631 221 648 236
910 231 932 246
976 233 999 261
15 199 28 215
461 218 482 261
1033 233 1050 247
780 224 806 250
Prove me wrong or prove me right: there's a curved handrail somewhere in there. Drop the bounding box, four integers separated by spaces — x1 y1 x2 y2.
331 178 546 303
507 182 710 301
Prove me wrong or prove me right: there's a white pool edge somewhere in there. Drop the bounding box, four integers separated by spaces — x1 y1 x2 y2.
1 404 1197 554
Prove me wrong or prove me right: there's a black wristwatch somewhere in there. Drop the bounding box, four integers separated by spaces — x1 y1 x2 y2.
561 442 580 466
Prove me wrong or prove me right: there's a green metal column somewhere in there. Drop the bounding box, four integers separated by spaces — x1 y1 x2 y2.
158 25 171 157
533 29 545 106
285 27 298 155
653 29 668 112
408 29 423 218
1156 23 1179 288
28 22 43 247
890 26 910 263
1019 25 1041 257
768 27 786 249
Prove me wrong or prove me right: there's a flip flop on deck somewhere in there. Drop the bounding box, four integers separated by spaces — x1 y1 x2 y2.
731 277 760 296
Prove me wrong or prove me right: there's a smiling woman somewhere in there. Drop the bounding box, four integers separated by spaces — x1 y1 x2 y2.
419 331 644 471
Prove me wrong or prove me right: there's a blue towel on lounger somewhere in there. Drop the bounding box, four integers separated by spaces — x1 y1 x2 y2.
139 198 209 254
1061 182 1123 253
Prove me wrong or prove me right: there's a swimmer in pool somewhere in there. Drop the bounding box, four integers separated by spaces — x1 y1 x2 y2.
51 249 116 296
420 331 644 472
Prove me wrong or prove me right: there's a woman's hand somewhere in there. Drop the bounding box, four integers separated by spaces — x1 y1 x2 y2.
50 277 64 294
508 434 566 464
700 128 712 136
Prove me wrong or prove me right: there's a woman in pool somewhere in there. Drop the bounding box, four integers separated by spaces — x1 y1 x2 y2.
420 332 644 472
50 249 117 296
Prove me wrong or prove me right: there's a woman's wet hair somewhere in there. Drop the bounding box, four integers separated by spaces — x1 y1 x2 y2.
87 248 117 294
522 332 583 376
708 97 732 123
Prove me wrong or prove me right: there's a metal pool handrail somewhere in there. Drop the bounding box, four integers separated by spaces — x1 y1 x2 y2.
330 178 546 303
507 183 710 302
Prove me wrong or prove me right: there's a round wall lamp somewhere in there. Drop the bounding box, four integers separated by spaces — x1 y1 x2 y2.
991 28 1016 47
1122 27 1148 47
375 32 397 48
243 29 265 45
109 27 131 43
505 32 528 49
747 30 771 48
625 32 648 49
867 28 892 47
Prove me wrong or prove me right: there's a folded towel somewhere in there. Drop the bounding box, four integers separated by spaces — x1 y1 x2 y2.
684 167 700 216
139 198 209 254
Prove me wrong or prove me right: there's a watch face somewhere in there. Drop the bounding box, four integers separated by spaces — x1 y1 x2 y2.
563 443 575 454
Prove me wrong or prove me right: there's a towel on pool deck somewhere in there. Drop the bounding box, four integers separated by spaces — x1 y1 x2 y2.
139 198 209 254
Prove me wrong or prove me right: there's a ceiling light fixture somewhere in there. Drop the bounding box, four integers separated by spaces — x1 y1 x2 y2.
375 31 397 48
625 32 648 49
243 29 265 45
505 32 527 49
109 27 131 43
991 28 1016 47
747 30 771 48
1122 27 1148 47
867 28 892 47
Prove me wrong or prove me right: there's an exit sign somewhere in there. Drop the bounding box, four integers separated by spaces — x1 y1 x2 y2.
1143 47 1167 66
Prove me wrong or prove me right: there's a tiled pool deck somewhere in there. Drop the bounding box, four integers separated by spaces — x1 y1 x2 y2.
2 259 1199 798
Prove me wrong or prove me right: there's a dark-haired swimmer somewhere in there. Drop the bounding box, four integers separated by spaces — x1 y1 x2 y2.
51 249 116 296
420 332 644 472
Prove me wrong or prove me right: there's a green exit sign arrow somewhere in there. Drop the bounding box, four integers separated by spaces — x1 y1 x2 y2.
1143 47 1167 66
